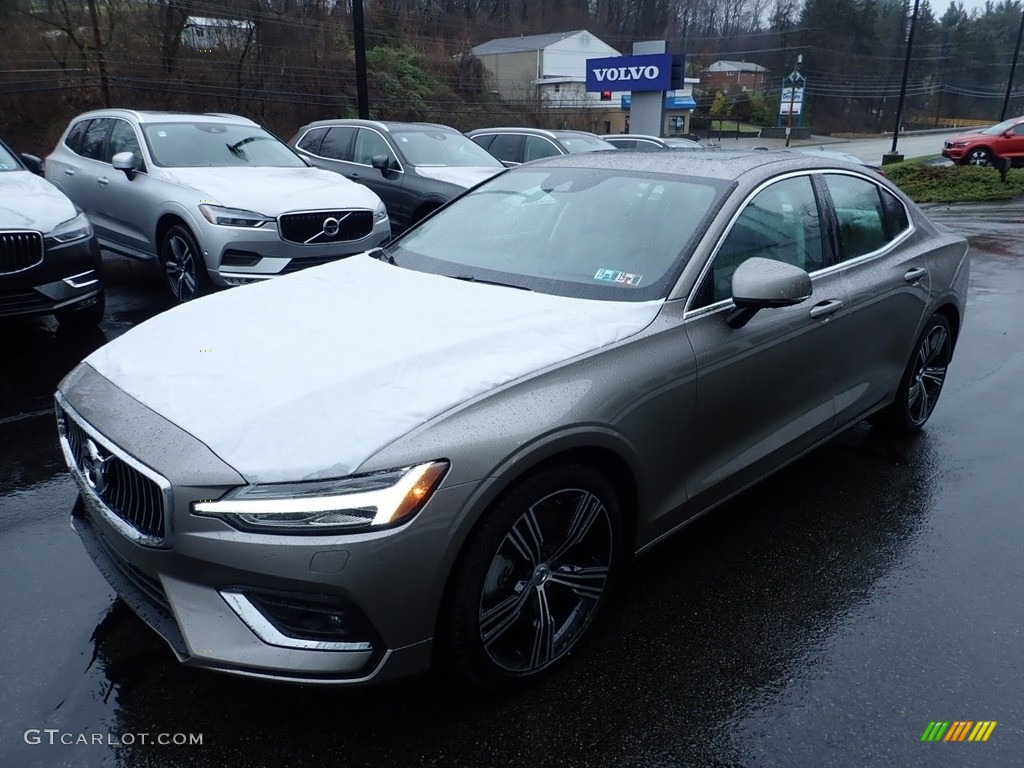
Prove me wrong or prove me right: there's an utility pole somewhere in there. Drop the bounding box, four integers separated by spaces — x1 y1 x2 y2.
1000 8 1024 121
353 0 369 119
884 0 921 164
87 0 111 108
785 54 802 147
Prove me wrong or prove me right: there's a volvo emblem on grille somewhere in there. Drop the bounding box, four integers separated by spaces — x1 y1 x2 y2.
322 217 341 237
82 438 112 494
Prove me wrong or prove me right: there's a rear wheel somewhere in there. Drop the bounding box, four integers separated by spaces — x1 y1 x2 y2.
965 148 991 167
874 313 952 434
161 225 209 302
442 465 622 692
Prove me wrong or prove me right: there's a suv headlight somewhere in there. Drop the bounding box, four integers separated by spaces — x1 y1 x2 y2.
199 204 271 228
46 212 92 244
373 201 388 223
193 461 448 534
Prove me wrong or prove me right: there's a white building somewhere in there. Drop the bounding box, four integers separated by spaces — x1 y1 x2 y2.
181 17 255 50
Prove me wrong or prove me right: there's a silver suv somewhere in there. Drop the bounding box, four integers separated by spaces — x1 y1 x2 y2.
46 110 390 302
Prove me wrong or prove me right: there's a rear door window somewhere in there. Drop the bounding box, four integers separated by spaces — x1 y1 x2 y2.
484 133 524 164
318 126 355 160
825 174 900 261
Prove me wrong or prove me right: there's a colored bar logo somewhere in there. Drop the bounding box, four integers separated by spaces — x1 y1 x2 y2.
921 721 997 742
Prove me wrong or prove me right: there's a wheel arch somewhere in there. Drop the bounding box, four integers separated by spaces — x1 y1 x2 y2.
155 212 194 256
933 301 962 350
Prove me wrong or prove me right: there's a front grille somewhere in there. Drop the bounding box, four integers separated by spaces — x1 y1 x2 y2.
58 404 167 543
278 210 373 245
0 230 44 274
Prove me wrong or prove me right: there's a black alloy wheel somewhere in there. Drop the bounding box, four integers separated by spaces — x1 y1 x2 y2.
443 465 622 692
876 313 953 433
161 225 208 302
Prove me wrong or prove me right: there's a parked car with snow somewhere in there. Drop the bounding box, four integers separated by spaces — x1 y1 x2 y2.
0 136 103 328
46 110 390 302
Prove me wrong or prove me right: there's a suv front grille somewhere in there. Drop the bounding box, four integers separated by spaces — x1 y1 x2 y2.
0 230 44 274
57 403 168 545
278 210 373 246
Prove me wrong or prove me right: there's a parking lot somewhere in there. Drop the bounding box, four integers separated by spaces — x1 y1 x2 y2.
1 194 1021 766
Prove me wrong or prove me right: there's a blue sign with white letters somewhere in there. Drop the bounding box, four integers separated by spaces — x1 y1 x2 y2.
586 53 672 92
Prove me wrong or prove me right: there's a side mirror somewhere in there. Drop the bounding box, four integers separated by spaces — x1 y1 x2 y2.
20 153 43 175
112 151 138 180
726 257 812 329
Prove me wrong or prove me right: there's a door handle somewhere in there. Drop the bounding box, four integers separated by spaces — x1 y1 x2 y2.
809 299 844 319
97 177 109 185
904 266 927 282
64 168 75 176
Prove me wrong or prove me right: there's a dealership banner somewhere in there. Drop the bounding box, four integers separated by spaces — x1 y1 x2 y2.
586 53 672 92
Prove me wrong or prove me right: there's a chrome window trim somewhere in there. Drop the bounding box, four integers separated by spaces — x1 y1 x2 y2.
0 230 44 275
681 169 916 317
220 590 375 652
55 391 173 548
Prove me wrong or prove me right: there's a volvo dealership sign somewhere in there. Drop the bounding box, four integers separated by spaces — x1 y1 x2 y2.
586 53 672 92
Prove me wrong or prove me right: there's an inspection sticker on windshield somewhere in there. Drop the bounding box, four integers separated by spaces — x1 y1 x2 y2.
594 268 642 286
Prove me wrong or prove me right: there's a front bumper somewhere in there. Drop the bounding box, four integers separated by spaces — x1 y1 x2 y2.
941 146 966 162
195 216 391 288
0 235 102 318
56 369 478 685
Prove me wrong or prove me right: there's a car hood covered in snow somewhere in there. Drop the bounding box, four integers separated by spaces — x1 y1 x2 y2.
81 256 663 484
159 166 382 216
0 170 79 232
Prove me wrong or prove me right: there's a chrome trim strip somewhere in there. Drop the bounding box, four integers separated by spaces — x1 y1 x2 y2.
220 591 375 652
62 269 99 288
55 391 173 548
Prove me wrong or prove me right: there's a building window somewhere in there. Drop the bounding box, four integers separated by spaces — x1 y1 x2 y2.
554 83 560 93
602 121 611 134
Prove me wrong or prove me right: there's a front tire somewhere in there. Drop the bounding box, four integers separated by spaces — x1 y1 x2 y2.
874 313 953 434
965 148 991 167
442 465 622 692
161 225 209 303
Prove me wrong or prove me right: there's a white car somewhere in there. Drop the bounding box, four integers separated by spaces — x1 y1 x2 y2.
46 110 391 302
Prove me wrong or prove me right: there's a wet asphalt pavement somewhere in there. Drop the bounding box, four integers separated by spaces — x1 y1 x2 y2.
2 203 1022 767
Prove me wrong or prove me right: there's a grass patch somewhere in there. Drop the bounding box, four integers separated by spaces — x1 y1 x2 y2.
707 120 762 134
884 160 1024 203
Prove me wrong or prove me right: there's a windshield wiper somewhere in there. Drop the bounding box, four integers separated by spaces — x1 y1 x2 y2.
369 246 396 264
451 275 532 291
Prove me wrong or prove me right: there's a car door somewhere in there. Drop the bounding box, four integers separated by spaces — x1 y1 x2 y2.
348 128 409 228
1004 123 1024 162
58 118 112 226
818 172 929 425
94 118 155 256
683 173 850 505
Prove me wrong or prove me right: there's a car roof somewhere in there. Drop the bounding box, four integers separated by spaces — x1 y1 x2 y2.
68 109 259 126
604 134 663 140
467 127 561 138
299 119 458 133
519 148 879 181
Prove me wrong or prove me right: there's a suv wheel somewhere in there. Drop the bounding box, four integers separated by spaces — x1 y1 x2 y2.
161 225 209 302
965 148 991 166
442 464 622 692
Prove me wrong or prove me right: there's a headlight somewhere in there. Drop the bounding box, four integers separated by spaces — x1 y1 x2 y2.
199 204 271 228
46 212 92 244
193 461 448 534
373 201 388 223
952 142 967 148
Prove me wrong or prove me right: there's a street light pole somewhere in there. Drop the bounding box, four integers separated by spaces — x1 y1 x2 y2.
1000 9 1024 121
353 0 370 119
886 0 921 163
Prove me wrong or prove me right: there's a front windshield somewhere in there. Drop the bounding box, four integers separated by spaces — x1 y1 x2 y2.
981 119 1017 136
142 123 305 168
392 129 503 168
555 134 617 153
0 142 20 171
390 166 726 301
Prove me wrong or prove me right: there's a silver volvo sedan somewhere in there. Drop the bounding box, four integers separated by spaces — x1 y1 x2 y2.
55 151 969 692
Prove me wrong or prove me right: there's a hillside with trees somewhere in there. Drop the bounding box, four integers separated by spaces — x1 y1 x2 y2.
1 0 1022 154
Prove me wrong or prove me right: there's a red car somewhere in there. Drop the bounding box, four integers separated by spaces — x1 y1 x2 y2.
942 116 1024 166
